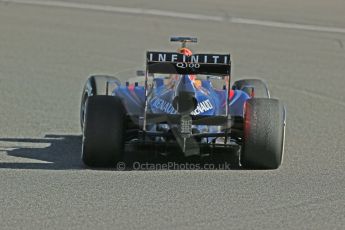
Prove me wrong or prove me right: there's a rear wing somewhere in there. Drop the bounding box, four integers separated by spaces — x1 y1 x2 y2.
146 52 231 76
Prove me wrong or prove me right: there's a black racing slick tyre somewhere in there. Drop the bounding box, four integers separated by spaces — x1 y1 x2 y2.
232 79 270 98
80 75 120 129
82 95 126 167
241 98 286 169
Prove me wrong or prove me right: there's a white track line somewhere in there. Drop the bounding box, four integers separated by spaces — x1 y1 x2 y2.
230 17 345 34
2 0 345 34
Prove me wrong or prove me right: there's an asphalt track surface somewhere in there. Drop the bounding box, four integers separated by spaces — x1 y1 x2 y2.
0 0 344 229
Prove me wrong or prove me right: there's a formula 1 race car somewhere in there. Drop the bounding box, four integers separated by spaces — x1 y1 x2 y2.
80 37 286 169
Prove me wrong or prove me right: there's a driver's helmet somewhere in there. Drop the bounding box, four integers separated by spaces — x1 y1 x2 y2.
179 47 193 56
178 48 197 83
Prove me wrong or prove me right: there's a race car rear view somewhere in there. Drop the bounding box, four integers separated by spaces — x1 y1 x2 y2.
80 37 286 169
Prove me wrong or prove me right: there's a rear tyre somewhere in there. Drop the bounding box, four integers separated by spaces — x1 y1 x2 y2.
232 79 270 98
80 75 120 129
82 95 126 167
241 98 285 169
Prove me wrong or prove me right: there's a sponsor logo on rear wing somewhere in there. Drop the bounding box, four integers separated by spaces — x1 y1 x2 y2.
147 52 230 64
146 52 231 75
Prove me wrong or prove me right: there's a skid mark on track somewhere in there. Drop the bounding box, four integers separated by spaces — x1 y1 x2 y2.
335 39 344 49
272 84 345 108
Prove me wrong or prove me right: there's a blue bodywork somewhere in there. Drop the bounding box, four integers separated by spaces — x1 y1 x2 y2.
113 75 250 118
